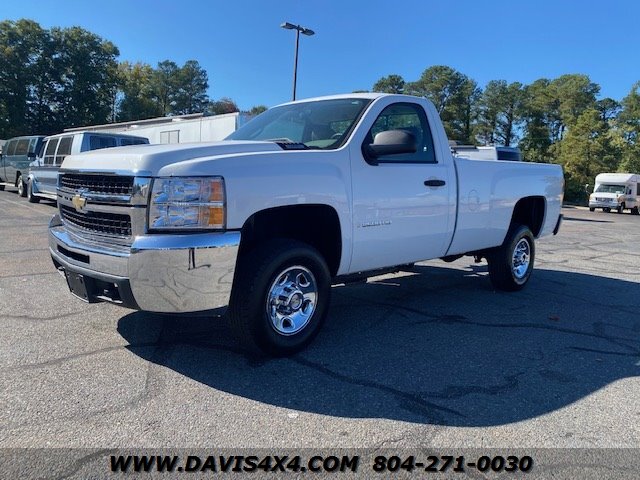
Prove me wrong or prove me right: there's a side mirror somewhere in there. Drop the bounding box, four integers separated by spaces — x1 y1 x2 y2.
366 130 417 163
27 151 36 160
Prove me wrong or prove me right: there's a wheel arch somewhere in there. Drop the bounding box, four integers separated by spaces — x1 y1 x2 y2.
510 196 546 237
237 204 342 277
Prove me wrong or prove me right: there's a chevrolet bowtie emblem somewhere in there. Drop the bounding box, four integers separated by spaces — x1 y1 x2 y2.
71 194 87 212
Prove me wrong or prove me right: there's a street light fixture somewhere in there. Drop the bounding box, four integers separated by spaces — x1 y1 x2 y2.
281 22 315 101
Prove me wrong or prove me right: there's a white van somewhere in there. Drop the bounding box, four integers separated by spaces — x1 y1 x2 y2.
588 173 640 214
26 131 149 202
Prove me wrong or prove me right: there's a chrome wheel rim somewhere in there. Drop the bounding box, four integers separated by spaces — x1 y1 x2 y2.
266 265 317 336
17 177 23 195
512 238 531 280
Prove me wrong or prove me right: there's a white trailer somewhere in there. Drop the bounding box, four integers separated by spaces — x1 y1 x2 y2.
64 112 250 145
588 172 640 214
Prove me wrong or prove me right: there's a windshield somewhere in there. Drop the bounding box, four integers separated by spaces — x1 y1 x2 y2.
226 98 372 149
595 184 625 194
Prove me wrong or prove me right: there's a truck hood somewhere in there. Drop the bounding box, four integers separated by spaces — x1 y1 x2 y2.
59 140 283 175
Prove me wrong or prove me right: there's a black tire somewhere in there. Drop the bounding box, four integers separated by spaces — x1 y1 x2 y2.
228 239 331 356
617 203 625 214
0 185 4 191
632 206 639 216
27 180 40 203
17 175 27 197
487 224 535 292
589 207 595 212
603 207 611 213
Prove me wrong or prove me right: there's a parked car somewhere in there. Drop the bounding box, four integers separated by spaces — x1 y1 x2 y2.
0 135 45 196
26 131 149 202
48 93 564 355
588 173 640 214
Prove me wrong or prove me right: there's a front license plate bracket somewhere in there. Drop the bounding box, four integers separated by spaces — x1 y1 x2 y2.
65 271 96 302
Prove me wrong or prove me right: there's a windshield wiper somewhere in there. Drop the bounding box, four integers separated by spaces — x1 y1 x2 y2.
275 141 312 150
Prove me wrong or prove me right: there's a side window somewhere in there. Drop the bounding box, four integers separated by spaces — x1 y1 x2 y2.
5 141 17 156
15 139 30 156
364 103 436 164
120 138 147 146
89 136 117 150
55 136 73 165
44 138 60 165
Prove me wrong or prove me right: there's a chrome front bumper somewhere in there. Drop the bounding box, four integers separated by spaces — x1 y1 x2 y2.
48 214 240 313
588 200 619 209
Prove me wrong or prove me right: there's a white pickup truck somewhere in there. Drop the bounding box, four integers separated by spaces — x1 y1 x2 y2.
49 93 564 355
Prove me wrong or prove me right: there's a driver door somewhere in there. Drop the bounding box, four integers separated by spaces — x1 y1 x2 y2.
348 100 455 272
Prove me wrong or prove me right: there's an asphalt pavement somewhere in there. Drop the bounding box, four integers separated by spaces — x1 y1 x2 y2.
1 187 639 453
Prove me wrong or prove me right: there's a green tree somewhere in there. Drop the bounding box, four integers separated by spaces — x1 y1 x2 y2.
557 109 620 200
151 60 180 116
173 60 209 115
248 105 267 115
372 74 405 94
406 65 479 143
0 19 48 136
617 81 640 172
475 80 504 145
552 74 600 134
596 97 621 122
477 80 525 146
519 79 555 162
208 97 239 115
52 26 120 128
117 61 161 121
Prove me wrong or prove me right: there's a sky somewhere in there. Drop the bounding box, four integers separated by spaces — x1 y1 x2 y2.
4 0 640 110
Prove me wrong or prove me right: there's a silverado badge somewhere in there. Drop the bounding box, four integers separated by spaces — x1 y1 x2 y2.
71 194 87 212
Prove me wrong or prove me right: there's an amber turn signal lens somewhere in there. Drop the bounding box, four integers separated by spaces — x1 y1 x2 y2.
209 179 224 202
208 206 225 227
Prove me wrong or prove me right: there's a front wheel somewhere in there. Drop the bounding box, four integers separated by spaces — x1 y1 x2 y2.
487 224 535 291
603 207 611 213
617 203 625 214
589 207 595 212
228 239 331 356
17 175 27 197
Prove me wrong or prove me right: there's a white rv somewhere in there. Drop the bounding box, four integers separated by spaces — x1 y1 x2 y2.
588 173 640 214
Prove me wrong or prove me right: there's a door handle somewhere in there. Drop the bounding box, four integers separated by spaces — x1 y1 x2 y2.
424 179 446 187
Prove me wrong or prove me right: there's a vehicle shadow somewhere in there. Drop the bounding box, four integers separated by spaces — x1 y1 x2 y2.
117 264 639 426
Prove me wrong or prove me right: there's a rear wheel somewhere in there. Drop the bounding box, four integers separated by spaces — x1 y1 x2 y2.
603 207 611 213
632 206 639 215
228 239 331 356
17 175 27 197
27 180 40 203
487 224 535 291
589 207 595 212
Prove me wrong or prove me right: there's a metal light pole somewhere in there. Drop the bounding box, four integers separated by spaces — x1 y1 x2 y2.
280 22 315 101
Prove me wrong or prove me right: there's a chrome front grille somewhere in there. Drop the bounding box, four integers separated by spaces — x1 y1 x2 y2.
57 171 150 246
60 205 132 238
60 173 134 196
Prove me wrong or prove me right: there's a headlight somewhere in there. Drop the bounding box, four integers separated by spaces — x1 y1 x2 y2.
148 177 225 230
